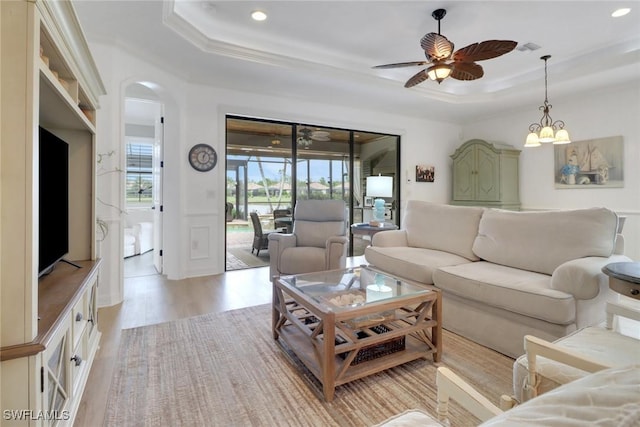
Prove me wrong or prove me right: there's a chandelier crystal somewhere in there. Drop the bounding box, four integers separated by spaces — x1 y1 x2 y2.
524 55 570 147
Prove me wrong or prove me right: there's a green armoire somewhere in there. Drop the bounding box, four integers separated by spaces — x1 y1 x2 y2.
450 139 521 210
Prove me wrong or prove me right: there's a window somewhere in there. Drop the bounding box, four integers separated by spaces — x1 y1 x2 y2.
125 140 153 207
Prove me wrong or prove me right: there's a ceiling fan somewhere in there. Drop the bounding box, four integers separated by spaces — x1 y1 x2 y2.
297 128 330 148
373 9 517 86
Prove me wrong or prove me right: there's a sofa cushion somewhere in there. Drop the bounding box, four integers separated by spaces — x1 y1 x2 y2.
365 246 472 285
403 201 484 261
434 262 576 324
472 207 618 275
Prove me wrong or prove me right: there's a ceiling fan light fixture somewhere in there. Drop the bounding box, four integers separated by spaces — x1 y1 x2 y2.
372 9 516 88
426 63 452 83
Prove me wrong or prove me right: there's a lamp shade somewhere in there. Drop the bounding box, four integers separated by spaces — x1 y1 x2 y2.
366 175 393 197
539 126 555 143
524 132 541 147
553 129 571 144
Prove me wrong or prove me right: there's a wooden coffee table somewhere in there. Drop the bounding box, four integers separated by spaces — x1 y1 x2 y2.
272 265 442 401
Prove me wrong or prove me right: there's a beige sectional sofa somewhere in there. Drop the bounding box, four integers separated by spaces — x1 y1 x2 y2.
365 201 630 357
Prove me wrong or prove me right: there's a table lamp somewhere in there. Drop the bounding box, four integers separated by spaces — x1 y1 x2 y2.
366 175 393 223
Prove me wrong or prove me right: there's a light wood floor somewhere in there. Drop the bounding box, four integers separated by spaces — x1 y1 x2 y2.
74 255 365 426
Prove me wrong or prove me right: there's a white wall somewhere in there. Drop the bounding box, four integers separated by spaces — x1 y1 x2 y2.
461 83 640 261
92 43 462 307
92 42 639 308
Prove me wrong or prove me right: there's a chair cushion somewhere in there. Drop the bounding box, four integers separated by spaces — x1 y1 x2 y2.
473 207 618 275
403 201 484 261
294 199 346 221
513 326 640 402
278 247 326 275
293 200 346 248
295 220 345 248
374 409 442 427
434 262 575 324
482 365 640 426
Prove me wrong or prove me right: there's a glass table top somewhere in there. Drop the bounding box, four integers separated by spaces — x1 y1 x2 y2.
278 265 430 312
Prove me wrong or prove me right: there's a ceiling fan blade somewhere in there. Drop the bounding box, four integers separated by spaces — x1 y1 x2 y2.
310 131 330 142
452 40 517 62
372 61 429 69
404 69 428 88
420 33 454 60
451 62 484 80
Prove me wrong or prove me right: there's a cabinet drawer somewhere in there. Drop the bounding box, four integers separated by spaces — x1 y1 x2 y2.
610 277 640 300
71 335 87 395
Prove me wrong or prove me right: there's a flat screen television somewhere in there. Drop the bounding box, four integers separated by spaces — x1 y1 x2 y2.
38 126 69 277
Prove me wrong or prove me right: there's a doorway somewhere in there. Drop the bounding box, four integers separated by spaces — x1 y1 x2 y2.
123 87 164 277
225 116 400 271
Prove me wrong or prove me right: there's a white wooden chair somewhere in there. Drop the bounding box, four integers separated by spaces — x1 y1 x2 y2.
379 365 639 426
435 365 640 426
513 298 640 402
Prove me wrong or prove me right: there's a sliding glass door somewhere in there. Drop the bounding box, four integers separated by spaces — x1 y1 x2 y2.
225 116 399 271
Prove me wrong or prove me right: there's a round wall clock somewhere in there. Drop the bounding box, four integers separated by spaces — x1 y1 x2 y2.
188 144 217 172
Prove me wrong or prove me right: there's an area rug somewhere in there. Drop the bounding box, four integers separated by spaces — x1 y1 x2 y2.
104 304 514 426
227 246 270 269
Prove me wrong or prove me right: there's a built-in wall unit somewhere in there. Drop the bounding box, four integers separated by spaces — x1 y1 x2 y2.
1 1 105 425
225 116 400 268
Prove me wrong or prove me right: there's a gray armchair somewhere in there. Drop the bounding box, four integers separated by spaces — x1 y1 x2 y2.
268 199 348 280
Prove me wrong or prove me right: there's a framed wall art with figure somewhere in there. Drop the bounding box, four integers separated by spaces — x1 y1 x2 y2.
416 165 435 183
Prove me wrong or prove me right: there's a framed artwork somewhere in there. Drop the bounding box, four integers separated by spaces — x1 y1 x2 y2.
364 196 373 207
416 165 435 182
554 136 624 188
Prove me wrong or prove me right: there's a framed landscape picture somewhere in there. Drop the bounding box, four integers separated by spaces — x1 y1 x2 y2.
554 136 623 189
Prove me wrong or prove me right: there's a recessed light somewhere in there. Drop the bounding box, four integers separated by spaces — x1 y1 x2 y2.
251 10 267 21
612 8 631 17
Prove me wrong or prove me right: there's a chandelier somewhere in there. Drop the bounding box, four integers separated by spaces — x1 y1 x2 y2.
524 55 570 147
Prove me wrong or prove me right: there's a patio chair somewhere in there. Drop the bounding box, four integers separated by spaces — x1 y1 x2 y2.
268 199 348 280
249 211 278 256
225 202 234 222
273 208 292 232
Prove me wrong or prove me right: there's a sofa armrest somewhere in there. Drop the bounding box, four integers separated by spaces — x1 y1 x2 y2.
551 254 632 299
371 229 408 247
